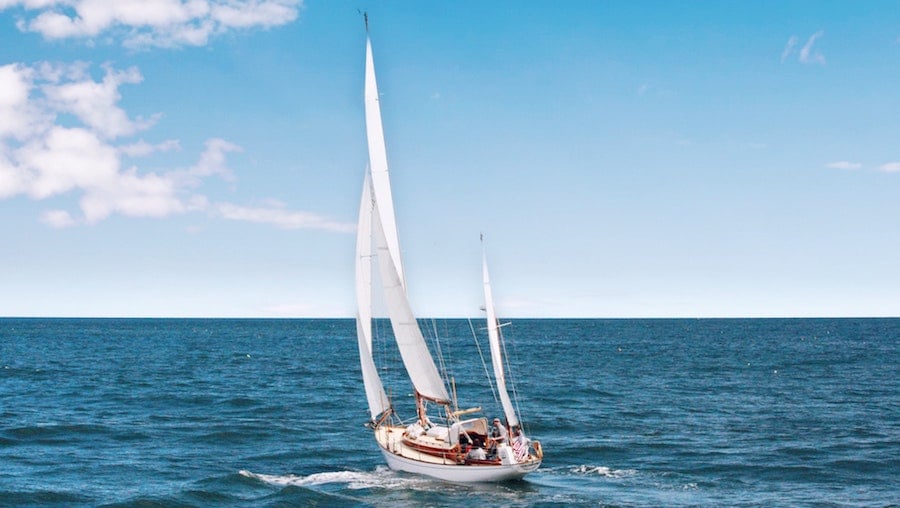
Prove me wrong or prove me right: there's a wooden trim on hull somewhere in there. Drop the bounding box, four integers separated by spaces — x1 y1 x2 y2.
401 436 463 463
400 437 504 466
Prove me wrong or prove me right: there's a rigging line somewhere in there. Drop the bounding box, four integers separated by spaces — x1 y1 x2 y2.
374 317 390 388
468 317 500 411
437 319 453 387
426 318 452 396
500 322 526 429
370 316 397 422
375 317 399 399
429 319 443 380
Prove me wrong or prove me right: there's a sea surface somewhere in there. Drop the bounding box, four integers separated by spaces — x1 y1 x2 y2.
1 318 897 507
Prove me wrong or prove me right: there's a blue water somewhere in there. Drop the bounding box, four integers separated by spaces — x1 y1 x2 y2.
1 318 897 506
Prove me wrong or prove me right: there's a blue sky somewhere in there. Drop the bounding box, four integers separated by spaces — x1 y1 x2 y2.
1 1 898 318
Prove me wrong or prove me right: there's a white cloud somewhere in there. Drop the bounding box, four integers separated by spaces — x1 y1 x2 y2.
0 63 51 140
799 31 825 65
877 162 900 173
0 60 343 230
42 64 157 138
40 209 77 228
211 0 297 28
825 161 862 170
1 0 301 47
190 138 240 179
17 126 120 198
0 150 27 198
78 167 201 223
119 138 180 157
781 31 825 65
216 202 355 232
780 36 798 63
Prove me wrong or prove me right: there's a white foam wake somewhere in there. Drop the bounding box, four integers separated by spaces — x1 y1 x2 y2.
571 465 638 478
239 467 433 490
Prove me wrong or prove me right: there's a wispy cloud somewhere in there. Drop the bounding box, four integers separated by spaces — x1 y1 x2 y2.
781 31 826 65
215 202 354 232
824 161 900 173
825 161 862 170
781 36 798 63
0 61 344 230
1 0 301 48
40 209 78 228
799 31 826 64
190 138 240 179
119 139 181 158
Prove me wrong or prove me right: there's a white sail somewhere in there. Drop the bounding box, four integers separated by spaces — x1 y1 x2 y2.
365 37 405 289
372 201 450 403
364 35 450 404
482 250 519 428
356 171 390 420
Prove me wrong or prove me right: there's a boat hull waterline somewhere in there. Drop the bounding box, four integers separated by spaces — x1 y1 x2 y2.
379 448 541 483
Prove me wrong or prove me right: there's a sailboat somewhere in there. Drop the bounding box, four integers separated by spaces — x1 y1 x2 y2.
355 29 543 483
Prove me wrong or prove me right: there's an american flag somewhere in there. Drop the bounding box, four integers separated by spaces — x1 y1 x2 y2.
512 438 528 461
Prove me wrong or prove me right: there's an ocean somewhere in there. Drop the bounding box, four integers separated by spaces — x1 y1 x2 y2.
1 318 897 507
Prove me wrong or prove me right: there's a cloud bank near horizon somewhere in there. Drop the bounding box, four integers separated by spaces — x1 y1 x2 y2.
0 0 302 48
825 160 900 173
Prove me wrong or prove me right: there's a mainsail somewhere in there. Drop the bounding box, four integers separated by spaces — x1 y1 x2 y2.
482 249 519 428
365 37 405 289
361 36 450 404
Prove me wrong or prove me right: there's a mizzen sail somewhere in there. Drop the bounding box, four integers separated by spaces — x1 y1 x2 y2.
482 248 519 428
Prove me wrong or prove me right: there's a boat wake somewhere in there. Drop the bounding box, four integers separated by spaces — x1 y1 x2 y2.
239 467 434 490
570 465 638 478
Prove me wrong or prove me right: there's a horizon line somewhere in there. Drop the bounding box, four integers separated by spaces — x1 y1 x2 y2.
2 315 898 320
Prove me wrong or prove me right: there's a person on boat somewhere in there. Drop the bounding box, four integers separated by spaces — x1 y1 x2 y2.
511 425 531 461
467 445 487 461
491 418 508 443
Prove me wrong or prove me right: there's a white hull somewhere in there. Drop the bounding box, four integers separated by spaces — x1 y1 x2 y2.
378 446 540 483
374 426 540 483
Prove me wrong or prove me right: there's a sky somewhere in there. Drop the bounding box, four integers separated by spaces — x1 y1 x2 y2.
1 1 898 318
